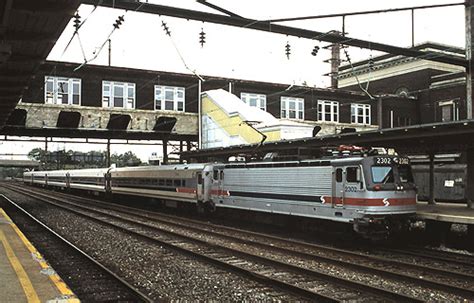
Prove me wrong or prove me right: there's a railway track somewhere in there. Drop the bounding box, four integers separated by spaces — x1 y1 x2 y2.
19 185 474 277
5 184 474 301
378 245 474 268
2 184 430 302
0 193 152 303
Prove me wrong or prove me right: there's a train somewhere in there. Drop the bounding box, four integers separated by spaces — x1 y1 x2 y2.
23 146 417 238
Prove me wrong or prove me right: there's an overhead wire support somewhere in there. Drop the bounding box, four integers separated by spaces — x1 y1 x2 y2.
196 0 242 18
262 2 465 23
74 14 125 71
82 0 467 68
158 16 205 81
161 20 171 36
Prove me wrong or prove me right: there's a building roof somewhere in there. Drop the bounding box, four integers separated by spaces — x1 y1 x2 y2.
338 42 465 80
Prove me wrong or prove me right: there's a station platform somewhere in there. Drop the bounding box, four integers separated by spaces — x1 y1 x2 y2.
416 201 474 225
0 208 78 303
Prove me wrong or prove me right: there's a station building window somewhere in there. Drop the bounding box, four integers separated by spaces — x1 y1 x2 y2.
281 96 304 120
438 99 459 122
155 85 185 111
317 100 339 122
44 76 81 105
241 92 266 111
102 81 135 109
351 103 371 125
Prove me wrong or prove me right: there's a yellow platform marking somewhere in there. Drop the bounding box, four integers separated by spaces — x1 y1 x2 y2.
0 206 79 302
0 229 41 303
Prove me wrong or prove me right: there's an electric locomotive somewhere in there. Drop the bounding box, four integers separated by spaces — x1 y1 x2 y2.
23 146 417 238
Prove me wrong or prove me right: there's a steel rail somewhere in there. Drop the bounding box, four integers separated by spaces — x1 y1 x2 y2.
11 183 474 281
25 186 474 300
377 247 474 267
405 245 474 263
0 193 153 303
30 183 474 279
7 186 423 303
3 189 337 302
80 198 474 288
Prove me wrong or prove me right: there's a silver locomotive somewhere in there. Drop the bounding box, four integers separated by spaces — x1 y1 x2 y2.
24 147 417 237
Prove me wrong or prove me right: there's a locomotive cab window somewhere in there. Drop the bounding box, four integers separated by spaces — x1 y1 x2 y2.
398 165 414 183
197 173 203 184
346 167 361 183
335 168 343 182
213 170 219 180
372 166 394 184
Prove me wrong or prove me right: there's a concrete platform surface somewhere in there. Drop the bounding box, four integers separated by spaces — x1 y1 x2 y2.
0 208 79 303
417 201 474 224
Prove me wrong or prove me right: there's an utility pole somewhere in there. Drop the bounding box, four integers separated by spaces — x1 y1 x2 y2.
466 0 474 119
466 1 474 209
108 39 112 66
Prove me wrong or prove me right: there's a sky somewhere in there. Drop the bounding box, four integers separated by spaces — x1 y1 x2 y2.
2 0 466 162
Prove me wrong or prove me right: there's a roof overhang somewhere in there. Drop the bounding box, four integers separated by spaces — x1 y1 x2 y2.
0 0 81 128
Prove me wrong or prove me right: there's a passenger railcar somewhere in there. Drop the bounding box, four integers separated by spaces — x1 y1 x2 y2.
23 148 417 238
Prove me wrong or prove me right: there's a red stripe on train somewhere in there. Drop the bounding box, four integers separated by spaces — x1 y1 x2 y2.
176 187 197 194
210 189 230 196
323 197 415 207
175 188 230 196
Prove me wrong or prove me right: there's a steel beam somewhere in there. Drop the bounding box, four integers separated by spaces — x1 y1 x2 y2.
82 0 468 67
467 147 474 208
466 0 474 119
263 2 464 23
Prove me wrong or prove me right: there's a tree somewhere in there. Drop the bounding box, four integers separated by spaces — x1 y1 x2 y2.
28 148 46 162
110 151 142 167
26 148 143 169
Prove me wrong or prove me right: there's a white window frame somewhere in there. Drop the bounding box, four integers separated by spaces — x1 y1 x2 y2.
154 85 185 112
241 92 267 111
439 100 459 122
44 76 81 105
351 103 371 125
102 81 135 109
280 96 304 120
317 100 339 122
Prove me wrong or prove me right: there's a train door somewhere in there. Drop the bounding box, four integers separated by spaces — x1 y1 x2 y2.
212 168 224 198
104 172 112 193
196 172 204 201
333 167 345 207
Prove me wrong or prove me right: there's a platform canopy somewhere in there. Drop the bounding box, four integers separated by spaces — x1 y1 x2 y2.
0 0 81 128
181 120 474 162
